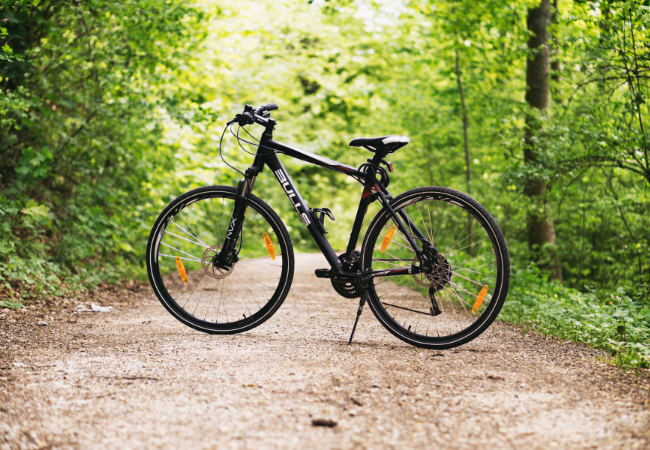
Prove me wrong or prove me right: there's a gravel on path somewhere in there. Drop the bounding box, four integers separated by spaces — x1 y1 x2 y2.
1 253 649 450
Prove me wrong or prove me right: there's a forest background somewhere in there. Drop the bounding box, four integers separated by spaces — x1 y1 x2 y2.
1 0 649 367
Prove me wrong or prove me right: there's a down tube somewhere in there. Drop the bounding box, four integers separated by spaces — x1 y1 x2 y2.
265 153 342 272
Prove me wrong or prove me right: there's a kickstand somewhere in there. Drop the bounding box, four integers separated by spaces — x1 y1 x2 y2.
429 287 442 316
347 291 368 345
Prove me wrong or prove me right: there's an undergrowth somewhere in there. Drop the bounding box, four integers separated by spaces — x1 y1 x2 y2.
501 267 650 369
0 256 147 308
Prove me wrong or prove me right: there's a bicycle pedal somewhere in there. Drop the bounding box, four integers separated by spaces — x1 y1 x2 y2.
315 268 332 279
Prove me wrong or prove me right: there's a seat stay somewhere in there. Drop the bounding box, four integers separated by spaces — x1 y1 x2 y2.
375 182 430 245
373 187 425 258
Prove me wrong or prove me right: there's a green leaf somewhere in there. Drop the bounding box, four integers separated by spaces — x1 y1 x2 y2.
21 200 50 219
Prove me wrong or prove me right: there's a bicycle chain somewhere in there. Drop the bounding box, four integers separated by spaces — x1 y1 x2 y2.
372 258 413 262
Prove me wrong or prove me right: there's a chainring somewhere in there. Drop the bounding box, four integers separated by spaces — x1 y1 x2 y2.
201 245 234 279
331 252 364 299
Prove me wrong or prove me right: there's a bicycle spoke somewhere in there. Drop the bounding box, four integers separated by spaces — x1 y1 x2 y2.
179 210 204 246
238 258 283 268
160 242 203 262
451 250 494 269
231 272 264 309
453 264 497 275
381 301 430 316
443 285 473 313
164 231 209 249
236 261 281 280
172 219 207 247
200 200 220 242
241 230 277 249
373 246 411 267
452 271 486 287
180 271 207 309
150 191 290 330
415 202 433 242
378 232 414 252
233 269 278 291
378 284 409 298
159 253 202 263
210 198 223 242
366 189 504 342
203 279 221 321
187 205 208 244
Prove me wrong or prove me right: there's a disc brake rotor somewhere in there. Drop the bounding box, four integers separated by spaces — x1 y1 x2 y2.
201 245 234 279
412 253 452 291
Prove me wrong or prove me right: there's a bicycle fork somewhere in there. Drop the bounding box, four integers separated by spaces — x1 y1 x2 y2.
213 177 255 269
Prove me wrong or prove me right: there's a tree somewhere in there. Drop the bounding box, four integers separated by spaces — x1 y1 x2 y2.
524 0 562 280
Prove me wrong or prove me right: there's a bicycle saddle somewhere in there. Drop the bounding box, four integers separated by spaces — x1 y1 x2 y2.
348 135 409 154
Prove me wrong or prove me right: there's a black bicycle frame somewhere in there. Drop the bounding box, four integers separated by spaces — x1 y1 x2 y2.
216 122 430 278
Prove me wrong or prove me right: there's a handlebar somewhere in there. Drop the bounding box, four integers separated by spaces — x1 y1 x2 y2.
255 103 278 113
229 103 278 128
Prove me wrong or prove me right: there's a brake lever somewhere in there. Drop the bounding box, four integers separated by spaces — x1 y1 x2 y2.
230 112 255 126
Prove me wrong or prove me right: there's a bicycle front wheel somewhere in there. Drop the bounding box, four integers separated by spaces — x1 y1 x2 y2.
361 186 509 349
146 186 294 334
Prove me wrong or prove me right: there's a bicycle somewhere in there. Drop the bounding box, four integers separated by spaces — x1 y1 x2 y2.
146 103 510 349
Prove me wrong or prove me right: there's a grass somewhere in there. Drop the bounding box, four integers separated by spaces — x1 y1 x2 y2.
0 255 148 309
500 268 650 369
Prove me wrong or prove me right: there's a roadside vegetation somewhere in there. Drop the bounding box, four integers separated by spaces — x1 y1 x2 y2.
505 270 650 368
1 0 648 367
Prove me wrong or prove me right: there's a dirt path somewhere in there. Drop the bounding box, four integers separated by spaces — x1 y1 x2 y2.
1 253 649 449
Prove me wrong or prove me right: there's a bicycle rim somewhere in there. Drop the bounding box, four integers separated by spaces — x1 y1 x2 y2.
146 186 294 334
361 187 509 348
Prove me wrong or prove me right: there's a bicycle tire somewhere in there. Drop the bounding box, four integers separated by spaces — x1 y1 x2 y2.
360 186 510 349
146 185 294 334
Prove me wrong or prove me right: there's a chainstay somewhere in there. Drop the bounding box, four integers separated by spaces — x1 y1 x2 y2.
373 258 413 262
381 302 432 316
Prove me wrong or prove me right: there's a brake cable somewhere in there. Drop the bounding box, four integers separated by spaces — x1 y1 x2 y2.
218 124 245 177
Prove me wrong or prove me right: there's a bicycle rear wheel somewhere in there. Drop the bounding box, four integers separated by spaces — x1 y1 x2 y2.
146 186 294 334
361 186 509 349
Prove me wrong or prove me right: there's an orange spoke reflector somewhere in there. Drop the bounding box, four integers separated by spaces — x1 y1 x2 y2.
472 285 489 313
263 232 275 260
380 225 397 253
176 256 188 284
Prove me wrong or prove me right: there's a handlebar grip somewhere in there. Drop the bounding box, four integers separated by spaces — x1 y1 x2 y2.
260 103 278 112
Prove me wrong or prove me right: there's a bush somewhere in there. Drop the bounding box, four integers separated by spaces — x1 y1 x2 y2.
501 268 650 369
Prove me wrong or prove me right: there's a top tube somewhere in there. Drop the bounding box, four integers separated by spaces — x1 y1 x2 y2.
263 139 365 179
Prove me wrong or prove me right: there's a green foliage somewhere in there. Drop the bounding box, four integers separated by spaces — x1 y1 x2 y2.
0 0 205 304
497 0 650 291
502 268 650 369
0 0 647 382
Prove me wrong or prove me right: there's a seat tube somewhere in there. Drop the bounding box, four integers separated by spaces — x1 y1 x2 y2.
345 187 372 255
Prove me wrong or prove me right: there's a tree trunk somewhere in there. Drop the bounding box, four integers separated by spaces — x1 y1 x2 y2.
455 51 471 197
455 50 473 255
550 0 561 98
525 0 562 281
